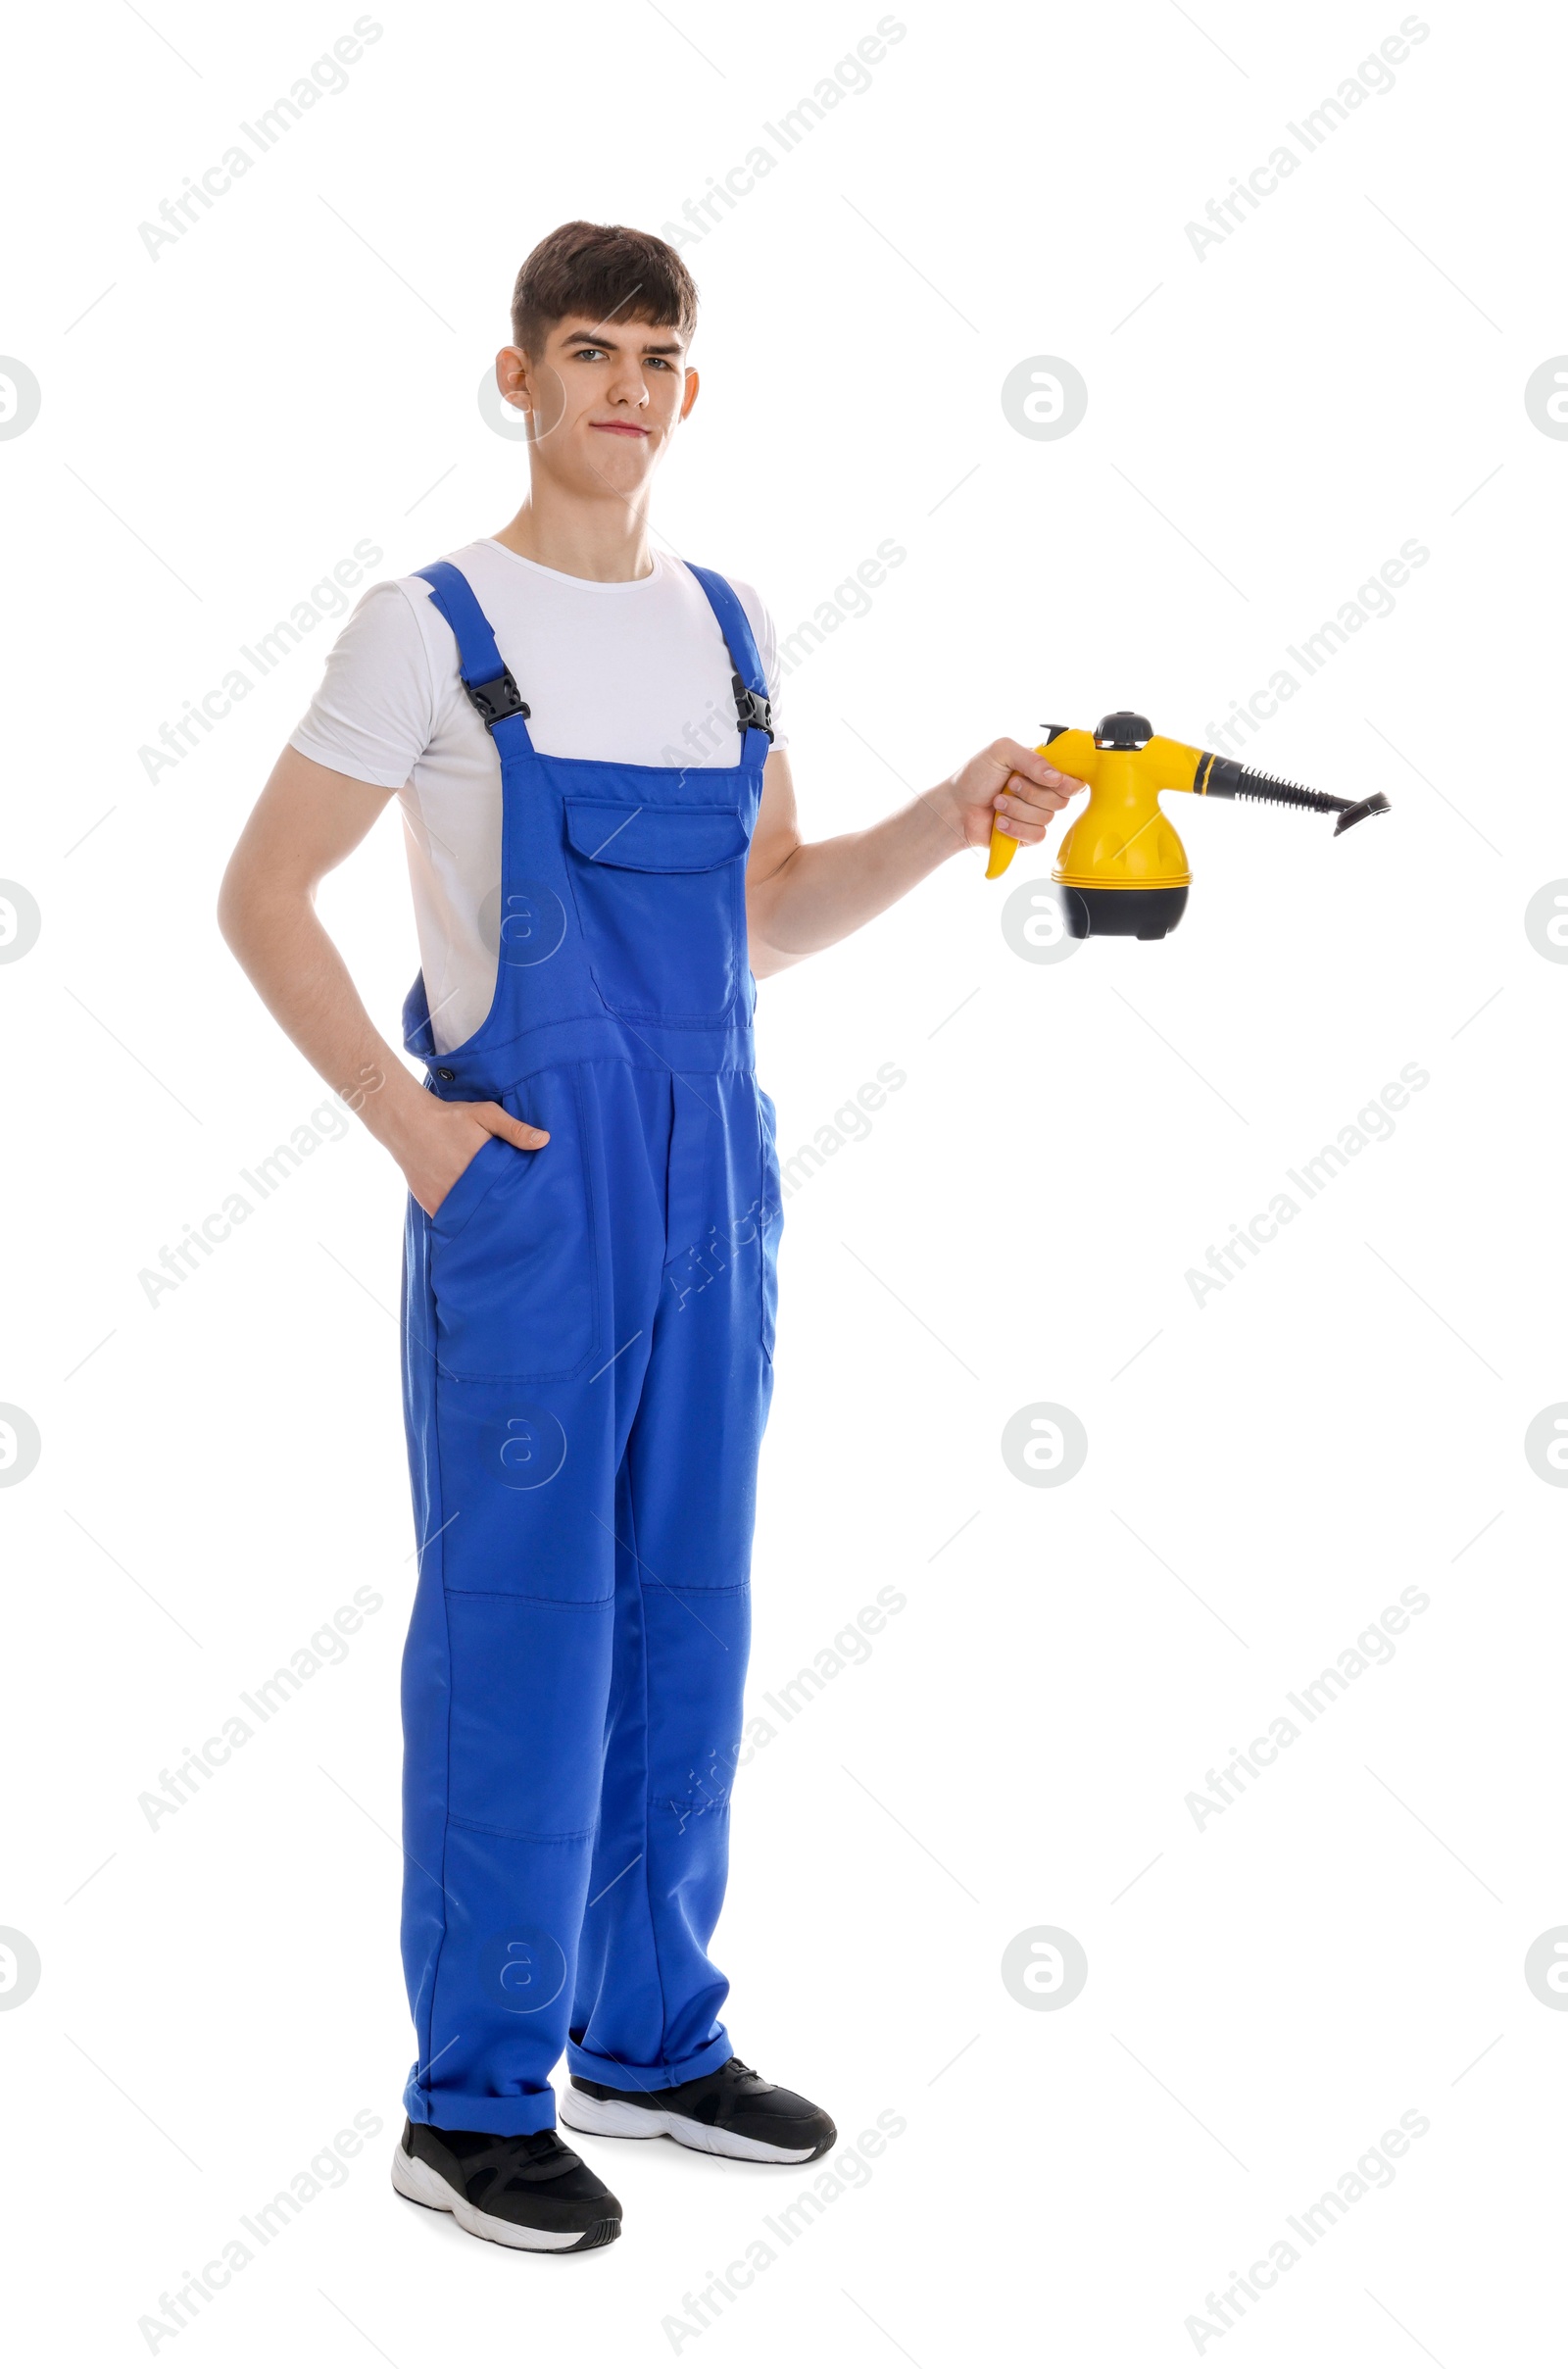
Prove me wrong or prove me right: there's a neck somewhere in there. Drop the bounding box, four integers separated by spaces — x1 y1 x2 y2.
493 471 655 582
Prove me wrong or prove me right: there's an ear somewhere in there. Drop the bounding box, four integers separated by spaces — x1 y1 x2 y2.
679 366 700 422
495 345 531 417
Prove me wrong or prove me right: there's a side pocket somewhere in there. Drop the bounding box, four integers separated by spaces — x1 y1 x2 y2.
428 1070 600 1383
428 1131 514 1242
758 1086 783 1363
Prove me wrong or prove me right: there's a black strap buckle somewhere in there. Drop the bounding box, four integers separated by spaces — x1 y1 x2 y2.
465 668 530 730
732 672 773 741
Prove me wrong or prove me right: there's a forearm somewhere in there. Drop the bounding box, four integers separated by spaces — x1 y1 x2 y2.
218 878 427 1156
747 782 963 972
219 746 549 1217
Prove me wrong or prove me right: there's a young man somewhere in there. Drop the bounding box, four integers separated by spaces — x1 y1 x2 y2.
219 220 1081 2255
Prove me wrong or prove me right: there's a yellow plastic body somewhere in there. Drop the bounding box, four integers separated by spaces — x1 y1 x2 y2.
985 730 1207 885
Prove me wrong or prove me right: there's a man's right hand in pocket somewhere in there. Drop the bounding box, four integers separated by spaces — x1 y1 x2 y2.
401 1100 550 1219
215 751 550 1220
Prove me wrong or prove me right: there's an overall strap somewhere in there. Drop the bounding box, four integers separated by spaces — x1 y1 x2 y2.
685 564 775 749
415 561 536 749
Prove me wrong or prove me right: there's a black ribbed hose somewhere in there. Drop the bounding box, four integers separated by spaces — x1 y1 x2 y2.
1200 754 1390 834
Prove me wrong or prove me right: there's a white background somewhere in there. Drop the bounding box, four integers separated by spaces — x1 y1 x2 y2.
3 1 1564 2360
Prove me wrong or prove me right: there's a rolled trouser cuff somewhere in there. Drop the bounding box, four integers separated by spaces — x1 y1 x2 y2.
402 2074 559 2138
565 2024 734 2094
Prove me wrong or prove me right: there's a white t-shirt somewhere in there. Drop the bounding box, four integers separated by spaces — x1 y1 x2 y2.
289 537 786 1053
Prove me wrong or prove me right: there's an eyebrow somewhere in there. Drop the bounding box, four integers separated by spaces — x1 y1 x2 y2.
562 329 684 355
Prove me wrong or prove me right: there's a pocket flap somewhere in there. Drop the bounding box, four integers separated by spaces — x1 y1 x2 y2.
564 799 747 874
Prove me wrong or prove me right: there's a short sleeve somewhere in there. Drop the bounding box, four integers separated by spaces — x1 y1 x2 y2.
289 580 440 789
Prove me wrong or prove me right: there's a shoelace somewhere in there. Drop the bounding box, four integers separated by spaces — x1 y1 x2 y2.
456 2128 579 2185
514 2129 574 2164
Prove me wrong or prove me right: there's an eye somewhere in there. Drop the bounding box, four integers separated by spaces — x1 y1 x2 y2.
569 344 608 363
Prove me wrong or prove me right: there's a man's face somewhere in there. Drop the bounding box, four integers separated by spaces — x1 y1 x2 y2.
497 314 697 497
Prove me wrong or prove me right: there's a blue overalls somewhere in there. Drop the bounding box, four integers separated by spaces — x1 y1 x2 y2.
397 559 781 2136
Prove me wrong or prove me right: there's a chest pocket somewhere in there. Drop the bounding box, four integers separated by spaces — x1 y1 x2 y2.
563 798 748 1027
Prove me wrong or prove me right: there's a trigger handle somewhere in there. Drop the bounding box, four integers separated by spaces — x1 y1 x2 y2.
986 824 1019 879
985 726 1070 881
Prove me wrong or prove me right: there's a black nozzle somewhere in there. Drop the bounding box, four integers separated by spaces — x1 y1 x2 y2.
1198 753 1390 833
1333 792 1392 834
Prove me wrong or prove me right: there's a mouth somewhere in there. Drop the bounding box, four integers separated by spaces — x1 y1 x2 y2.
590 420 651 439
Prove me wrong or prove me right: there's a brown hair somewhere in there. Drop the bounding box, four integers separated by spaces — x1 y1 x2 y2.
511 222 699 357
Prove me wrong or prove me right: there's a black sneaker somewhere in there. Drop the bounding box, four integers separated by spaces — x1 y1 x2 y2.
391 2118 620 2251
561 2055 836 2164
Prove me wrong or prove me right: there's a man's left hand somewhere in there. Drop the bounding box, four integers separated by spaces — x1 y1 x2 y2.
942 737 1087 852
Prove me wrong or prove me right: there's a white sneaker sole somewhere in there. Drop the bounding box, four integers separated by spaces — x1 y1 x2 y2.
560 2086 820 2163
390 2141 616 2251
